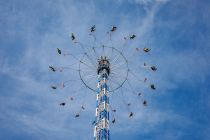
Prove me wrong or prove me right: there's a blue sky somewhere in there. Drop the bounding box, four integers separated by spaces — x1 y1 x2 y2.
0 0 210 140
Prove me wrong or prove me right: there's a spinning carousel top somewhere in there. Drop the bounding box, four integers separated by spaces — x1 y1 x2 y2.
49 25 158 123
79 45 128 93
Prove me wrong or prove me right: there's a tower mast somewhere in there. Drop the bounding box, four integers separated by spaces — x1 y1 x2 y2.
94 56 110 140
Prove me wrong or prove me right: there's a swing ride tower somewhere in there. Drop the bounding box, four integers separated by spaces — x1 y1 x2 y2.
78 46 129 140
49 25 157 140
94 56 110 140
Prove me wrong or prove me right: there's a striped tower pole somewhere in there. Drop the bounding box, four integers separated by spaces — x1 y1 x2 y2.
94 56 110 140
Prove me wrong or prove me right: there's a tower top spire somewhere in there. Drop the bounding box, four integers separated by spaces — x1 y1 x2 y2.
97 56 110 77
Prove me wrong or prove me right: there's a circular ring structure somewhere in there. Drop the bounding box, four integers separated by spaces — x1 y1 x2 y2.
79 45 128 93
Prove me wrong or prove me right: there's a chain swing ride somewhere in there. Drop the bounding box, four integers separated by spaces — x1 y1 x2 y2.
49 25 157 140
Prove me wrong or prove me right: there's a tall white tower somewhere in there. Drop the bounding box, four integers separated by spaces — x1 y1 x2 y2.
94 56 110 140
